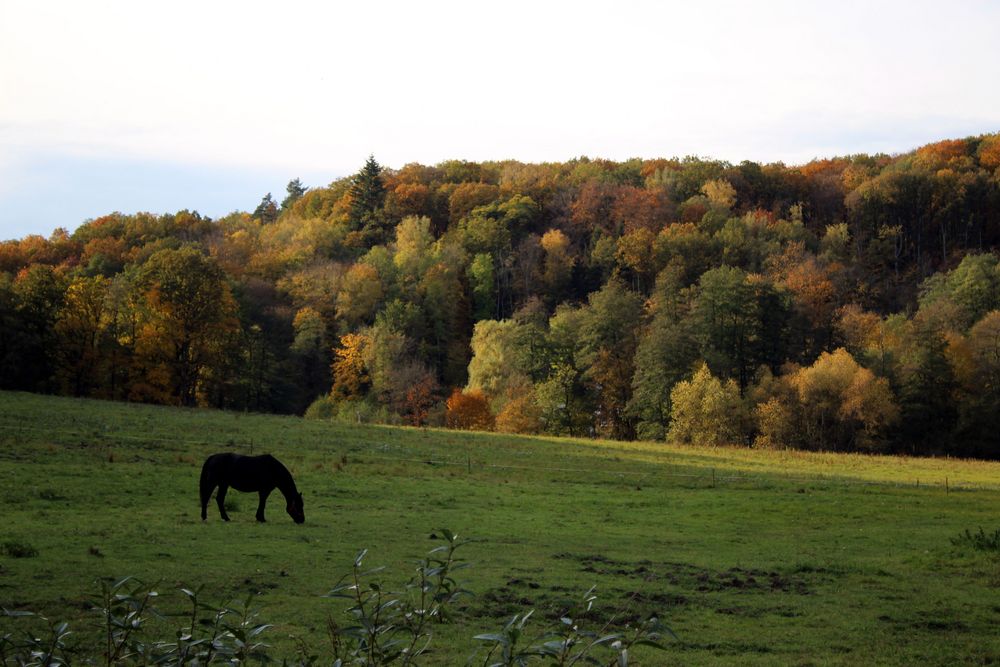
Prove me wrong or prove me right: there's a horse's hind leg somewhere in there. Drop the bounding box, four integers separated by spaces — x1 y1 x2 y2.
199 463 214 521
216 485 231 521
200 484 213 521
256 489 271 523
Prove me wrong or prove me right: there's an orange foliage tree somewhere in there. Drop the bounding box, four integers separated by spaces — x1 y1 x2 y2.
495 392 542 434
445 388 495 431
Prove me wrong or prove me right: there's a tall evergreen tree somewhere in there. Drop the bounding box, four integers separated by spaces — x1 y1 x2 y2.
898 323 958 454
253 193 278 224
281 178 307 212
349 155 388 242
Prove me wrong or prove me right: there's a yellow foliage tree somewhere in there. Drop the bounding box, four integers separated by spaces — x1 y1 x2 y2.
540 229 574 298
977 134 1000 170
54 275 111 396
615 228 657 292
769 348 898 451
331 332 371 399
131 247 239 407
753 397 797 450
392 215 435 283
667 363 743 446
701 179 737 209
336 264 383 328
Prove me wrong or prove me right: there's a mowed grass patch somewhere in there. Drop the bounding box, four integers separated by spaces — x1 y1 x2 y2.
0 390 998 665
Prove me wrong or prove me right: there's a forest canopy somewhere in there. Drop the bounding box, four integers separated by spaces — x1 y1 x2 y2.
3 136 1000 458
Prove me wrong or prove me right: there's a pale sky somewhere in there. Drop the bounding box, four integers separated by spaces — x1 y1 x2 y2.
2 0 999 240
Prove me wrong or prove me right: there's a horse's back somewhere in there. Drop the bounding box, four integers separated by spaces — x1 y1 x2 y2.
202 452 280 492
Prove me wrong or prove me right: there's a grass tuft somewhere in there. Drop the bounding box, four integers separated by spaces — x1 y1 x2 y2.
951 527 1000 553
2 541 39 558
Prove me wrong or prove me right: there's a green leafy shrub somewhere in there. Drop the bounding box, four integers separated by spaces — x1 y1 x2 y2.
305 396 400 426
304 395 338 419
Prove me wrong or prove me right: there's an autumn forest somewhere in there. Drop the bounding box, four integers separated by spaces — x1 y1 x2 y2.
4 135 1000 458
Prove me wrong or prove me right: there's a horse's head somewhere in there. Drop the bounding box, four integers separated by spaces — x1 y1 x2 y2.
286 492 305 524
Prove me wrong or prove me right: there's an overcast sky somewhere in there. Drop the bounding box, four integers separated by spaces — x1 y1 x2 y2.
2 0 999 240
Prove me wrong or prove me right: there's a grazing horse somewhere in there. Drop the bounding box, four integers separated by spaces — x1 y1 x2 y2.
200 453 305 523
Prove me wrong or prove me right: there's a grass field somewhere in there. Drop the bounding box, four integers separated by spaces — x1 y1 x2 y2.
1 390 999 665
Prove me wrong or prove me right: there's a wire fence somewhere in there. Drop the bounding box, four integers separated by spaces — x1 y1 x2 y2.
2 421 997 493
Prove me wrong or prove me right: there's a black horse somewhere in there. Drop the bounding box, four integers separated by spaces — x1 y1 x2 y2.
200 453 305 523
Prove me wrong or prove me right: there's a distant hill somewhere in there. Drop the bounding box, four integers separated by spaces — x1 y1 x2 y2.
2 136 1000 458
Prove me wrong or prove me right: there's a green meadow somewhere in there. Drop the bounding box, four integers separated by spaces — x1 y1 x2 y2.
1 390 998 665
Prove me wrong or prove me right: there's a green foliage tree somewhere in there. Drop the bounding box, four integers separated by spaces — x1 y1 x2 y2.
897 320 958 453
918 253 1000 330
11 264 67 392
0 273 21 388
691 266 789 392
577 278 644 439
958 310 1000 457
629 265 699 439
291 306 330 401
667 363 743 446
468 253 495 321
534 305 590 435
420 259 471 387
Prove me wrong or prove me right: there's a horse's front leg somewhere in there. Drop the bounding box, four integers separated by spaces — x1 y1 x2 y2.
256 489 272 522
216 485 231 521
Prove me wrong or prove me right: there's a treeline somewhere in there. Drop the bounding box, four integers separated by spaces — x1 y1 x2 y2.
2 135 1000 457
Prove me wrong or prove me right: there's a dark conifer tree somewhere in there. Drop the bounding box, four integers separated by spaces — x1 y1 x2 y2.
349 155 388 242
281 178 307 212
897 325 958 455
253 193 279 224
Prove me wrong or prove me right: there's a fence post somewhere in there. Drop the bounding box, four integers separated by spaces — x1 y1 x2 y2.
945 477 949 494
711 468 716 488
467 454 472 474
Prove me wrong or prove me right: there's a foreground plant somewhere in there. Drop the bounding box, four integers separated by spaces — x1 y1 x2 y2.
473 587 674 666
153 586 272 665
325 528 473 665
96 577 159 665
0 609 73 666
0 530 674 665
2 578 272 666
